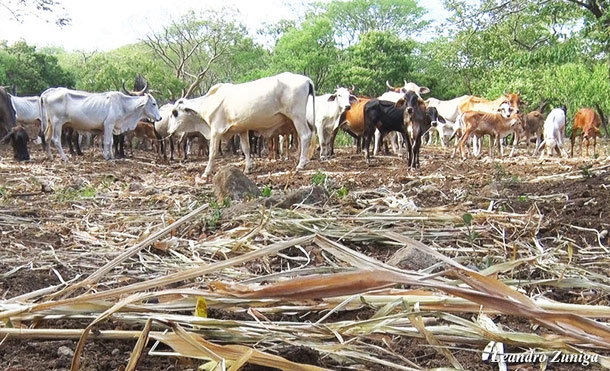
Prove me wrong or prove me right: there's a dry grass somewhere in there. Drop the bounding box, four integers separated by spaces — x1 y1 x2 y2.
1 149 610 370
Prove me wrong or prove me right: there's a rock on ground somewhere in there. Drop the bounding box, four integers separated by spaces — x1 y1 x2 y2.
212 166 260 201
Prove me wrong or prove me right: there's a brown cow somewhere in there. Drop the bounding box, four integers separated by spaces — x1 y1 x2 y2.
330 97 371 154
125 121 159 155
456 111 522 159
459 93 521 116
571 108 601 158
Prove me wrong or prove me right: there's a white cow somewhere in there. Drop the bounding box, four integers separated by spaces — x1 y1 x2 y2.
10 95 41 127
41 88 161 161
309 87 357 159
535 107 568 158
167 72 316 178
425 95 469 146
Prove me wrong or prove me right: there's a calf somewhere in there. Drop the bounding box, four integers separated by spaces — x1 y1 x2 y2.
571 108 601 158
1 126 30 161
519 111 545 155
535 107 568 158
125 121 159 155
455 111 522 159
363 98 411 165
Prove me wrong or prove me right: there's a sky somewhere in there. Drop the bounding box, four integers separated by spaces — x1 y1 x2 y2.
0 0 449 51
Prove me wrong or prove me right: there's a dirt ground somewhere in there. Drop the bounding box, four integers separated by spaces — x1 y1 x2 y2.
1 140 610 370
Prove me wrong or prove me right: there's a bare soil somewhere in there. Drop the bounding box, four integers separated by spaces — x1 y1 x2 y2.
1 142 609 370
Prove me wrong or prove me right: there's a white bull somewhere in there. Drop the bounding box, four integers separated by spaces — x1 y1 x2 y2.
309 87 357 159
168 72 316 178
41 88 161 161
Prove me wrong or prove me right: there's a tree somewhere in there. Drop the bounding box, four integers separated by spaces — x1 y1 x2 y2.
0 0 70 25
61 43 183 103
331 31 416 96
268 16 338 90
0 41 74 95
143 9 246 98
323 0 428 46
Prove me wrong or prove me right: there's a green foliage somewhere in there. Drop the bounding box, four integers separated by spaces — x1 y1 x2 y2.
311 170 327 186
323 0 428 46
0 41 75 95
462 213 473 226
53 185 97 203
267 15 338 89
206 197 231 231
517 195 529 203
261 185 272 198
580 164 593 178
334 130 353 147
331 31 416 96
337 186 349 198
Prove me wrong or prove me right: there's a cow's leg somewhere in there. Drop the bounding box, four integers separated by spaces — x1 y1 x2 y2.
581 136 585 157
74 131 83 156
169 137 175 161
203 133 221 178
103 126 114 160
509 132 518 157
373 129 382 156
238 132 253 173
51 123 68 161
593 136 597 157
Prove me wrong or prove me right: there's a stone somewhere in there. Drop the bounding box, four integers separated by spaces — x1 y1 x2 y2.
273 186 329 209
212 166 260 201
57 345 74 358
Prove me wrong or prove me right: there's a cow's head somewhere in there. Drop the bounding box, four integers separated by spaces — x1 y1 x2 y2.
497 102 514 118
396 91 427 139
141 94 162 122
502 91 521 114
386 80 430 98
168 99 208 137
328 86 359 112
1 126 30 161
426 107 446 128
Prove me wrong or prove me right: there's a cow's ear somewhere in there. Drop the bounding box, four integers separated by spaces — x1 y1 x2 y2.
395 98 406 108
172 109 179 117
327 94 337 102
349 95 358 104
419 87 430 95
438 115 446 124
185 107 198 116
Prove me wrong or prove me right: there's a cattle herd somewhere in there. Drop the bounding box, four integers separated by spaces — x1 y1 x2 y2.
0 72 606 179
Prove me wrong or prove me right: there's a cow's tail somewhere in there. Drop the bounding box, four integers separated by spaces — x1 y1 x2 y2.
306 80 317 160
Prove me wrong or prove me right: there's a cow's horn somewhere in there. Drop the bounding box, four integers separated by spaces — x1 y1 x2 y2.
404 79 408 87
350 84 355 93
386 80 395 89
